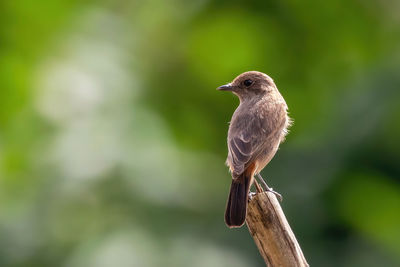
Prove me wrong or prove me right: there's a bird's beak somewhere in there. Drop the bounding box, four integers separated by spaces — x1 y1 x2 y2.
217 83 234 91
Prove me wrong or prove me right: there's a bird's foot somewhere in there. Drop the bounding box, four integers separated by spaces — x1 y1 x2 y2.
248 191 256 201
264 187 283 202
256 173 283 202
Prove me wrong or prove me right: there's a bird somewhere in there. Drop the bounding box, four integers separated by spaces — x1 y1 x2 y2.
217 71 291 228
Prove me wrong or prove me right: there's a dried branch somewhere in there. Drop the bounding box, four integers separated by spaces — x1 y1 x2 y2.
246 192 309 267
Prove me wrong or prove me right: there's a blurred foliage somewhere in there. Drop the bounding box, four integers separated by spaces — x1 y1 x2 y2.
0 0 400 266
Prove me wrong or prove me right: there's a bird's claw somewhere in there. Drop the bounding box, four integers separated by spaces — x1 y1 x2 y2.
248 191 256 201
265 187 283 202
256 173 283 202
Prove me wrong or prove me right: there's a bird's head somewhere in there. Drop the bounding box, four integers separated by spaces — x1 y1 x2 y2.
217 71 276 101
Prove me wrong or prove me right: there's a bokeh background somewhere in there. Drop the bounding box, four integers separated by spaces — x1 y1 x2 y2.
1 0 400 266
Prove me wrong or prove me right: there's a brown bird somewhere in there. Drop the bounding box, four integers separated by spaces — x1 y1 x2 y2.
218 71 291 228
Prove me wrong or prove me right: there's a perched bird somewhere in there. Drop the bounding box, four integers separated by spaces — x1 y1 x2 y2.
217 71 291 228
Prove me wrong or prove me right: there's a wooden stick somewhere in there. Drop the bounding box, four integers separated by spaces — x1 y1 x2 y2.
246 192 309 267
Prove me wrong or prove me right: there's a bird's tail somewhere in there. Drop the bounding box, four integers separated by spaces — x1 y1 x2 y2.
224 172 252 228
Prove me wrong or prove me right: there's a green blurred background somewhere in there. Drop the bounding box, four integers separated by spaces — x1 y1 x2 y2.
1 0 400 266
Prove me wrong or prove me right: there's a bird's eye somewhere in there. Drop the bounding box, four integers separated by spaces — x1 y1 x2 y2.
244 79 253 87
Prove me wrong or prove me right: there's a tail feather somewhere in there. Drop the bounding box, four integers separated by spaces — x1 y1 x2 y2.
224 173 251 228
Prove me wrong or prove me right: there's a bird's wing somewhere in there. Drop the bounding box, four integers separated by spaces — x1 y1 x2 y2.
227 106 287 178
228 135 252 176
227 120 268 177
